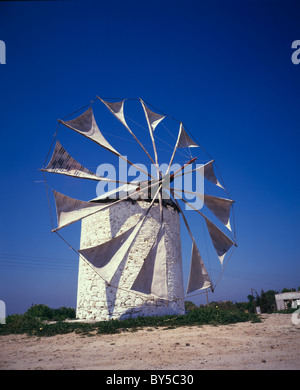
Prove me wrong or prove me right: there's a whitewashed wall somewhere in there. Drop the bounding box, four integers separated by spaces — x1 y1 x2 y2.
76 200 184 320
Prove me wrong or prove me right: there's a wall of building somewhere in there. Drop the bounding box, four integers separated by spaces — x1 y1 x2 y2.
76 200 184 320
275 292 300 310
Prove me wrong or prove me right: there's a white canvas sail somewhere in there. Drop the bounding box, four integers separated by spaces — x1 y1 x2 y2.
177 123 199 148
186 239 211 294
41 140 104 181
98 99 129 130
203 215 236 265
140 99 163 218
172 189 236 265
52 190 107 231
61 105 153 179
166 123 198 175
90 183 140 201
79 184 163 284
53 180 163 232
203 194 234 230
197 160 224 189
174 160 224 189
60 106 120 155
140 100 165 132
79 224 138 284
173 189 233 231
169 189 213 293
131 225 168 299
99 97 156 166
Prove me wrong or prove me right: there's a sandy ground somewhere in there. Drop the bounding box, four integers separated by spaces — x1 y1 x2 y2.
0 313 299 370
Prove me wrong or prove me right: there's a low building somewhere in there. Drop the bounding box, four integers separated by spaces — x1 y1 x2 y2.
275 292 300 311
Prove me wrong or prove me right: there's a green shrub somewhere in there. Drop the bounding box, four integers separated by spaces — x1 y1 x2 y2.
1 314 43 335
25 304 76 321
51 307 76 321
0 305 260 337
26 304 53 320
185 301 198 312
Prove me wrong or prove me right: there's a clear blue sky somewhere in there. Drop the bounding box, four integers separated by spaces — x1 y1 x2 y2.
0 0 299 315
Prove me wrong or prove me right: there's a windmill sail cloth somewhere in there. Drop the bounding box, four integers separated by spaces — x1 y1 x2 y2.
166 123 198 175
41 140 104 181
175 160 224 189
52 190 108 231
203 194 234 230
131 225 168 299
90 183 139 201
172 189 235 266
140 99 162 216
79 224 138 284
140 100 165 132
197 160 224 189
79 184 163 285
171 188 232 230
99 97 156 167
60 107 120 156
203 215 236 265
177 123 199 148
140 101 164 214
186 240 211 294
169 189 212 294
99 99 130 131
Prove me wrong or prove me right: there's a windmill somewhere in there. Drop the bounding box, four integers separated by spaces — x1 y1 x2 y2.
41 97 237 320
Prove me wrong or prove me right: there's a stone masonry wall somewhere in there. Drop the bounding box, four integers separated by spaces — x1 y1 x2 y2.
76 200 184 320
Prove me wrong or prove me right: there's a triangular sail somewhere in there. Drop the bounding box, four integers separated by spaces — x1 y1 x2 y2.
61 105 154 179
98 98 129 131
174 160 224 189
131 225 168 299
60 106 120 156
172 189 236 266
203 194 234 230
172 188 233 231
52 190 107 232
89 183 140 202
197 160 224 189
140 99 163 219
140 101 165 132
79 184 163 284
165 123 198 176
169 189 212 292
177 124 199 148
140 99 160 167
186 239 212 294
99 97 156 166
203 216 235 265
41 140 105 181
79 224 138 284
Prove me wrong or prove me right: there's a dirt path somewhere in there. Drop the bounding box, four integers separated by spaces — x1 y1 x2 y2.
0 313 299 370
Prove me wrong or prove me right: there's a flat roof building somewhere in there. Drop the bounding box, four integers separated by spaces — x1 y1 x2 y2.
275 292 300 311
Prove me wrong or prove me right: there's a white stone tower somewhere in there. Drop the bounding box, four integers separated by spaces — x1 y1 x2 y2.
76 199 185 321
